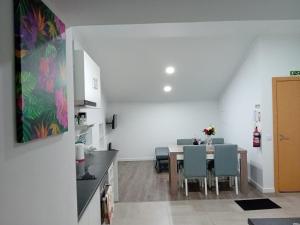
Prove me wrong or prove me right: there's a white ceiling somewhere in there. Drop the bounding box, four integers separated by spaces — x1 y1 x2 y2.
44 0 300 27
73 21 300 102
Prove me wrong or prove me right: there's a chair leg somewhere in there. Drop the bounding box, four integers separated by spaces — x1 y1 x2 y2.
200 178 204 188
179 168 184 188
157 160 161 173
235 176 239 195
215 177 219 196
208 171 212 189
185 179 188 197
204 177 208 196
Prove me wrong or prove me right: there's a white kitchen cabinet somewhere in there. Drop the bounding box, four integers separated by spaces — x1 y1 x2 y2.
74 50 101 107
78 210 89 225
89 188 101 225
108 163 114 208
78 188 101 225
113 157 119 202
78 158 118 225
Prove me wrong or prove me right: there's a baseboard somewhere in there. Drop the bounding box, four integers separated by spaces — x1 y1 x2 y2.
118 157 154 161
248 178 275 193
248 177 264 193
262 187 275 193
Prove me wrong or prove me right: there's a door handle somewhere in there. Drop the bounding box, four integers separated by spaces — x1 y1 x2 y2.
279 134 289 141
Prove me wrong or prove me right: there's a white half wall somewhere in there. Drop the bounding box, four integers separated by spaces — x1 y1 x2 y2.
107 102 220 160
220 35 300 193
0 1 78 224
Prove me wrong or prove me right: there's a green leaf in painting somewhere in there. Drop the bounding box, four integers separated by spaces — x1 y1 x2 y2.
45 44 57 58
17 117 32 142
23 94 44 120
20 71 37 97
16 0 30 17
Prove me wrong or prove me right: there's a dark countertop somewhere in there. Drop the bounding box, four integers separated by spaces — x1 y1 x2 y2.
76 150 118 220
248 218 300 225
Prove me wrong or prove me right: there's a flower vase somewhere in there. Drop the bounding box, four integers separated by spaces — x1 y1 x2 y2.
206 135 212 146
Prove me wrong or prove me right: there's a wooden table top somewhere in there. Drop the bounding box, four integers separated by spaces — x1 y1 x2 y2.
168 145 247 153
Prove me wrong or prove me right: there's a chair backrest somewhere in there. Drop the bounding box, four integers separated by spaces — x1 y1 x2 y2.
177 139 193 145
155 147 169 156
183 145 207 178
212 138 225 145
214 144 238 176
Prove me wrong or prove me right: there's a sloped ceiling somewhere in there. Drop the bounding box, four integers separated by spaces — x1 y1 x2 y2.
73 21 300 102
44 0 300 27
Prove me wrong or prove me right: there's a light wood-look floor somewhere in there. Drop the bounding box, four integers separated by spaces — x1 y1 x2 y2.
118 161 265 202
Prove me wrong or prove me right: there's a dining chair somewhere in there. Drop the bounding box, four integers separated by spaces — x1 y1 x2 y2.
177 139 194 145
177 139 193 180
212 138 225 145
155 147 169 173
202 138 224 145
183 145 207 196
207 138 224 187
214 144 239 195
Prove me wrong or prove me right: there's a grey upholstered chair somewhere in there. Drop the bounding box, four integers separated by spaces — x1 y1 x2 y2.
155 147 169 173
202 138 224 145
177 139 194 145
214 144 239 195
183 145 207 196
212 138 225 145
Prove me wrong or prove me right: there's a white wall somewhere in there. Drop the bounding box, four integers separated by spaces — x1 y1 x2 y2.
0 1 78 225
219 40 264 189
107 102 220 160
260 36 300 192
220 35 300 192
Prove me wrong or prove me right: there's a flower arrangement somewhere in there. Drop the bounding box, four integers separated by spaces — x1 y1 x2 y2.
203 126 215 136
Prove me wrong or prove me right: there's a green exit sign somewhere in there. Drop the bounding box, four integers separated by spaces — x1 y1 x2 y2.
290 71 300 76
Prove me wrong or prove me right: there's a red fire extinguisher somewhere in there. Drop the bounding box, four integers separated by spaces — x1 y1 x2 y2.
253 127 261 148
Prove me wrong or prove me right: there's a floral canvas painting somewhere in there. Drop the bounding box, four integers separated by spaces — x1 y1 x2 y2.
14 0 68 143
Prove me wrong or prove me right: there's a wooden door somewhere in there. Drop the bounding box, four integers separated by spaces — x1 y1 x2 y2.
273 77 300 192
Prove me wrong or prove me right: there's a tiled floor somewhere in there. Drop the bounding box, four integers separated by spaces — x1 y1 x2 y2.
112 193 300 225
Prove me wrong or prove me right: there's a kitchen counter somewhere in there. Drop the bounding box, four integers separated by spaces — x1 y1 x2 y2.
76 150 118 220
248 218 300 225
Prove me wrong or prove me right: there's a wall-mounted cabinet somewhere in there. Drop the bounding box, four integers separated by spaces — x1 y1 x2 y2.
74 50 101 107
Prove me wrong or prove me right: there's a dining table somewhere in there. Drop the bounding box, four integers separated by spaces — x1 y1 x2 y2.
168 145 248 195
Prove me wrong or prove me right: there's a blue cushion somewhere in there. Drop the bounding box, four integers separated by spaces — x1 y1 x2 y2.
155 147 169 160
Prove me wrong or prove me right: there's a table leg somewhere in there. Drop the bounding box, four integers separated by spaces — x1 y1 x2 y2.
169 153 178 195
240 151 248 193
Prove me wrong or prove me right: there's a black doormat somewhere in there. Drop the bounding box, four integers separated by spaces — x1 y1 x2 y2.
235 198 281 211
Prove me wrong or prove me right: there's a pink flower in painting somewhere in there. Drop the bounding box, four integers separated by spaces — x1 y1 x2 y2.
55 89 68 129
55 16 65 39
39 57 57 93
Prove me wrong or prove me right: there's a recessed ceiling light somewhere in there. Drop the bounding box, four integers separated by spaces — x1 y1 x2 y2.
164 85 172 92
165 66 175 75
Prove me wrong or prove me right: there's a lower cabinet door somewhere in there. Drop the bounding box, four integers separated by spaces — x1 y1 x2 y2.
89 188 101 225
78 188 101 225
78 210 89 225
